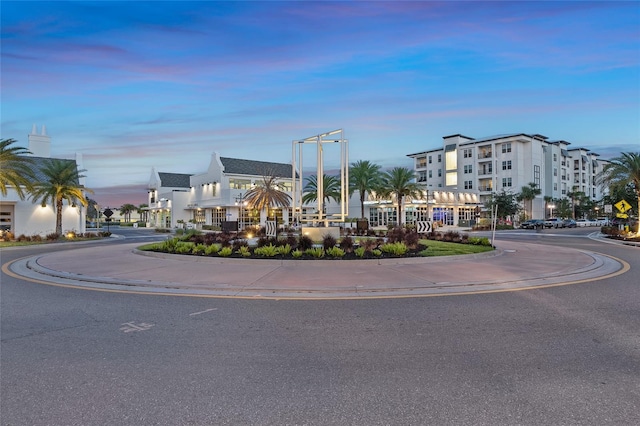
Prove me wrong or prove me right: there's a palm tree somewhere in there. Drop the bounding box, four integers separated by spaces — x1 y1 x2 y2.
516 182 541 220
138 203 149 222
302 174 341 205
119 203 136 222
349 160 382 219
30 159 93 236
377 167 423 227
243 173 291 216
0 138 35 199
599 152 640 235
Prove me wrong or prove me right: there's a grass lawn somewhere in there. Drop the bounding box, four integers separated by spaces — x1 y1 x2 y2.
419 239 494 256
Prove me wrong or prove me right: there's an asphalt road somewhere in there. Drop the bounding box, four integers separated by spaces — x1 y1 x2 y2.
1 227 639 425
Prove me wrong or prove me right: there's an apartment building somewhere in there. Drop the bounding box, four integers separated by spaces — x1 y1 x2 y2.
408 133 607 224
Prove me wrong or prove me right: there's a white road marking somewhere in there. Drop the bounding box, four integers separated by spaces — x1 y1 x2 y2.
189 308 218 316
120 322 154 333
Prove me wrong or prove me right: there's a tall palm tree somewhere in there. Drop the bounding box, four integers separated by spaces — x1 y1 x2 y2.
243 173 291 214
598 152 640 235
302 174 341 205
137 203 149 222
119 203 136 222
377 167 423 227
517 182 541 220
0 138 35 199
349 160 382 219
30 159 93 236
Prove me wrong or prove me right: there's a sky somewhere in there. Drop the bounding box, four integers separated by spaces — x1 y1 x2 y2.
2 1 639 207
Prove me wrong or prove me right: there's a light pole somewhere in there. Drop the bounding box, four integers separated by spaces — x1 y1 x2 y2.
234 193 246 233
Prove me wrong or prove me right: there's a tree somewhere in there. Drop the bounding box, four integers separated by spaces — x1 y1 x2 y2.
516 182 541 220
138 203 149 222
243 173 291 216
119 203 136 222
377 167 423 227
0 138 35 199
599 152 640 234
349 160 382 219
484 190 520 220
302 174 341 205
30 159 93 236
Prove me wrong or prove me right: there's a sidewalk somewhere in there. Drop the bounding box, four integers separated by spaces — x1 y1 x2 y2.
8 238 627 299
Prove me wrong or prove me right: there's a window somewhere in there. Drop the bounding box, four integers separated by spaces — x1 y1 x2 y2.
417 157 427 168
502 160 512 170
438 169 442 177
437 154 442 163
464 165 473 174
553 168 557 177
502 177 512 188
553 153 557 162
502 143 512 153
229 178 252 190
554 183 557 191
428 156 432 164
428 170 432 178
464 180 473 189
418 170 427 182
534 165 540 186
463 148 472 158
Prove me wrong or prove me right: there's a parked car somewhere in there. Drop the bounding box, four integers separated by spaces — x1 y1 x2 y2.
544 218 563 228
521 219 545 229
562 219 577 228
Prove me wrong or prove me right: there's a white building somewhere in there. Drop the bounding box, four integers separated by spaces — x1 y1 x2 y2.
0 125 87 237
147 153 297 229
408 133 608 224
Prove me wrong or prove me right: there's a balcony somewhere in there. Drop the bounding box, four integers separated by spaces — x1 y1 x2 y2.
478 152 492 159
478 169 493 176
478 186 493 192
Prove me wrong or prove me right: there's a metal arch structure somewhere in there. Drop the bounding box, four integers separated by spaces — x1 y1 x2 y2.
292 129 349 227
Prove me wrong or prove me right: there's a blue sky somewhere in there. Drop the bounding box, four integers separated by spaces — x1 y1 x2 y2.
2 1 639 206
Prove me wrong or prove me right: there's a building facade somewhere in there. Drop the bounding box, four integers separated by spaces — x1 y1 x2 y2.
408 133 607 224
0 125 87 237
147 153 297 229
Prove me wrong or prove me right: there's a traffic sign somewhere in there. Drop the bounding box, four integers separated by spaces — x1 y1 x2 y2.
616 213 629 219
615 200 631 213
417 221 432 233
103 208 114 218
265 220 277 237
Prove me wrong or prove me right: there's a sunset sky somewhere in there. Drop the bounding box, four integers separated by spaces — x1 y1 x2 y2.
2 1 639 207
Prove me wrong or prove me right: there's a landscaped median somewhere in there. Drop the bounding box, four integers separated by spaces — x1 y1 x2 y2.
138 228 493 260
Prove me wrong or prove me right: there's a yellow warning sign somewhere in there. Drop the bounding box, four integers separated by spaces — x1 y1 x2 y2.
615 199 632 213
616 213 629 219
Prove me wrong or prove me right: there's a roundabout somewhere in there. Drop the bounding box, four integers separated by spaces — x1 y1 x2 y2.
5 237 629 299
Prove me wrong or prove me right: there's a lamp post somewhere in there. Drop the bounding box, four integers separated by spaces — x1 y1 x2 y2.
234 193 245 233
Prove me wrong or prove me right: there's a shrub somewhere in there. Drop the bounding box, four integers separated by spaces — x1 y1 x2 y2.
467 237 491 246
254 244 279 257
358 238 378 252
192 244 207 255
99 231 112 237
354 247 366 258
291 249 303 258
236 245 251 257
322 234 337 250
0 230 15 241
205 244 221 255
305 247 325 258
443 231 461 243
219 246 233 257
155 227 171 233
284 235 298 249
298 235 313 251
325 246 345 258
371 249 382 257
339 236 354 252
46 232 60 241
380 242 408 256
232 239 247 251
16 234 31 242
175 241 195 254
161 238 179 253
403 229 420 249
277 244 292 256
386 227 405 243
31 234 43 242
